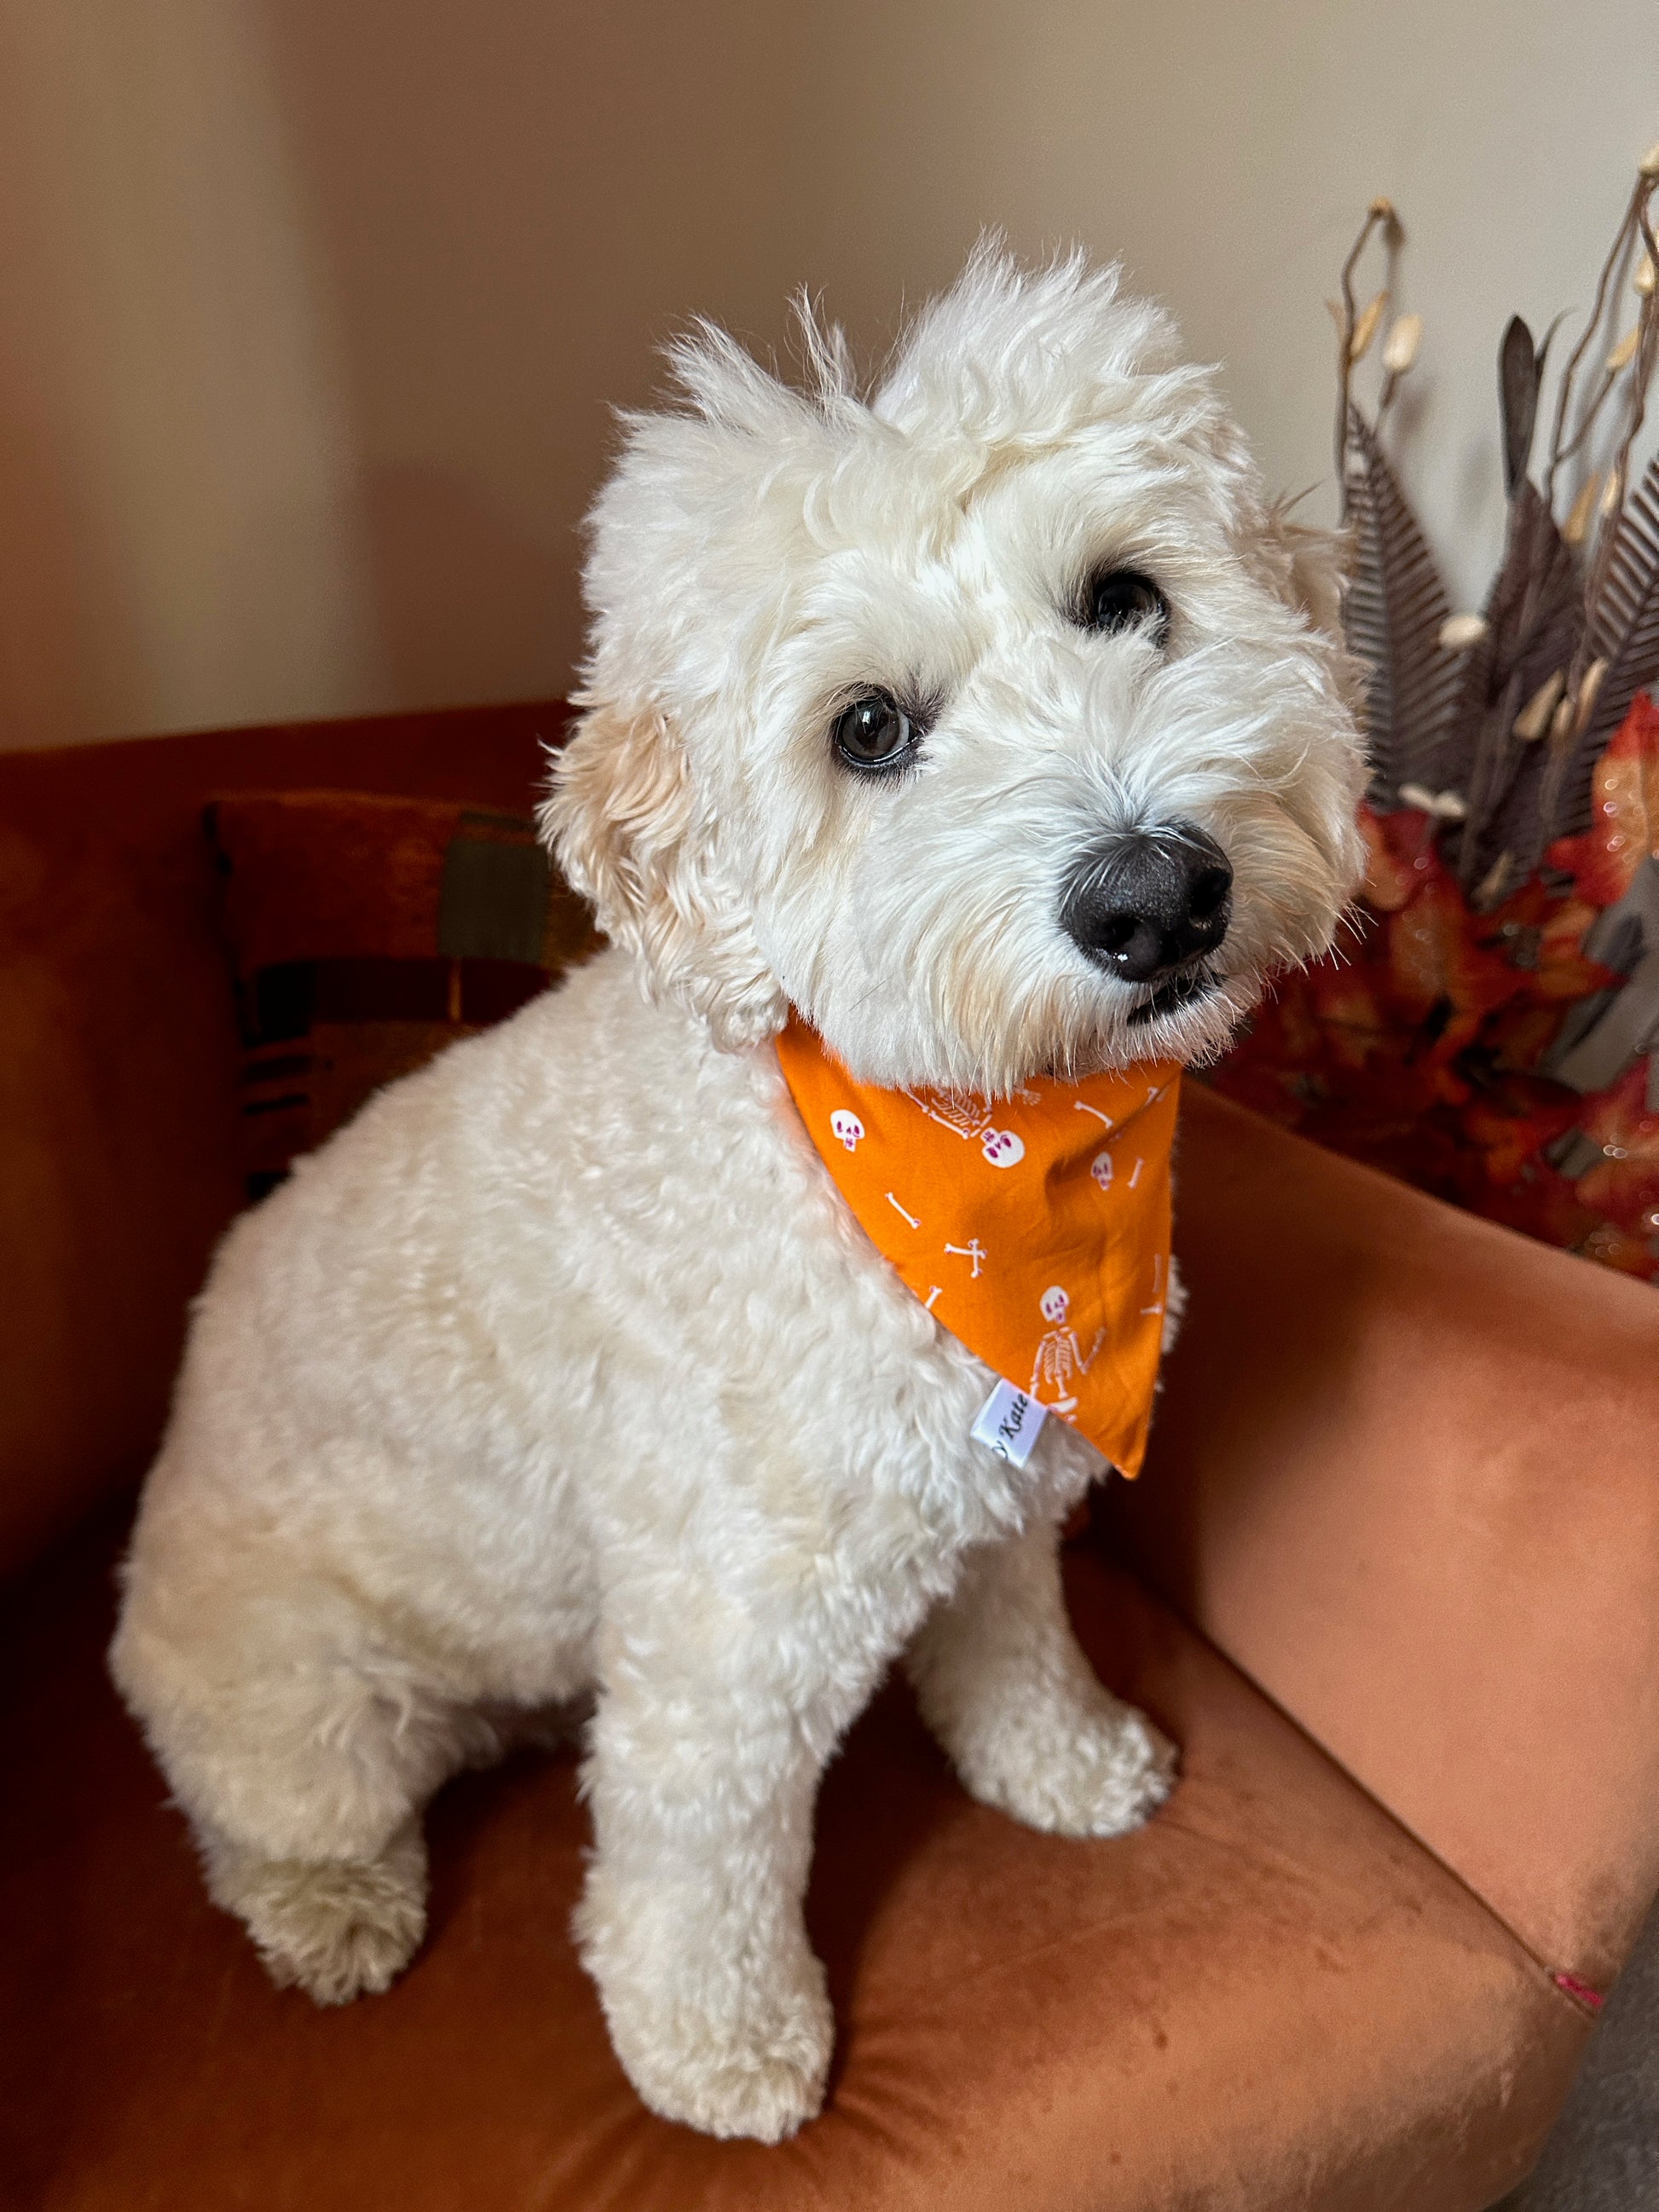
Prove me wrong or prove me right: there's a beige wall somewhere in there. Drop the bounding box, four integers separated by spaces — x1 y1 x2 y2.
1 0 1655 748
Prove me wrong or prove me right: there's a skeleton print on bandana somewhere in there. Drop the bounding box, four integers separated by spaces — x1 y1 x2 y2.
901 1086 1034 1167
1029 1285 1104 1414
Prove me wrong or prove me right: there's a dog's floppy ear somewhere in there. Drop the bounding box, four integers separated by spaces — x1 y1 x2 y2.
540 700 787 1051
1250 500 1367 721
541 314 844 1050
1255 500 1349 640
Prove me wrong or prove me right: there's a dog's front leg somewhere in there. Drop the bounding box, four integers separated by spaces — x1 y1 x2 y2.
906 1516 1176 1838
575 1643 839 2144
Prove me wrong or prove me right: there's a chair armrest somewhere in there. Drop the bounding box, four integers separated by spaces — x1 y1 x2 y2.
1111 1083 1659 1993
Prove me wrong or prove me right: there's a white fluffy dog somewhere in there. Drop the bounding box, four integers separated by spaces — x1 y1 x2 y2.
113 246 1365 2143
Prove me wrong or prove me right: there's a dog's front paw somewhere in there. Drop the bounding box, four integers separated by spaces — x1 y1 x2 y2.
955 1694 1177 1839
579 1880 832 2141
616 1972 832 2143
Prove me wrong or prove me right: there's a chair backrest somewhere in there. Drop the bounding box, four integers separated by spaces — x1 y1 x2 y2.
0 704 560 1581
1117 1085 1659 1995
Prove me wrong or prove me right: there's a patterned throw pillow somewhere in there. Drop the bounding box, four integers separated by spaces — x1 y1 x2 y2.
207 790 598 1201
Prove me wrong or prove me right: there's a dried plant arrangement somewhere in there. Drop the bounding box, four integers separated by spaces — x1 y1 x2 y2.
1210 147 1659 1282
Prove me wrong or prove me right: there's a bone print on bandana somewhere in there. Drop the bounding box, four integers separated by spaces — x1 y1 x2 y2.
775 1014 1181 1478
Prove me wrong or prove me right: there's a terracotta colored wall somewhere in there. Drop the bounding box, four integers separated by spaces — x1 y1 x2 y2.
1 0 1655 749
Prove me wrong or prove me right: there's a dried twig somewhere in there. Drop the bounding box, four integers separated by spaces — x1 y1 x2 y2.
1332 154 1659 891
1558 188 1658 736
1335 199 1401 522
1542 173 1652 511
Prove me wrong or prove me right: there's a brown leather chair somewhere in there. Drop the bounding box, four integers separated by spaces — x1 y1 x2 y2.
3 708 1656 2212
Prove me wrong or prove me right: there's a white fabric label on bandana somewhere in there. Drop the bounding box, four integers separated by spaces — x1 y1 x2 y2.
970 1378 1048 1468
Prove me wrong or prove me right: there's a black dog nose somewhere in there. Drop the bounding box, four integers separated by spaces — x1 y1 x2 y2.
1061 823 1233 983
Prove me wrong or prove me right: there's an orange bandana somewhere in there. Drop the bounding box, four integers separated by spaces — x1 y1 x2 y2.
776 1015 1181 1477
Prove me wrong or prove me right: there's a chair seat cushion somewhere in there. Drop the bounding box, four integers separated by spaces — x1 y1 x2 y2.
0 1521 1586 2212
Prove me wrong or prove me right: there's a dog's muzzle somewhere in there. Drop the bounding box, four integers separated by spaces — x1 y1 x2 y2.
1060 822 1233 984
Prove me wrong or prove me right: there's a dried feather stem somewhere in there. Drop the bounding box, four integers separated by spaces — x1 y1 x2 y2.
1553 296 1652 471
1335 200 1400 521
1379 312 1423 420
1543 173 1652 511
1552 366 1624 471
1465 664 1528 873
1512 667 1565 740
1563 473 1602 546
1542 188 1659 838
1577 198 1658 660
1475 852 1513 908
1465 458 1582 880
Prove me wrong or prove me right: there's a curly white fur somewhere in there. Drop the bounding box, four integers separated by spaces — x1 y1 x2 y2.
112 245 1365 2144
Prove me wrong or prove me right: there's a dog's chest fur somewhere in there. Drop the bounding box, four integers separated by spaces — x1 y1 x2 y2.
182 949 1097 1706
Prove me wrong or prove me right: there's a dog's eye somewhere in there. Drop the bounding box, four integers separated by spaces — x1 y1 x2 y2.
831 692 917 772
1078 568 1170 644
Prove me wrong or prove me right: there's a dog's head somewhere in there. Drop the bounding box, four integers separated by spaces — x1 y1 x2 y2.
543 245 1367 1092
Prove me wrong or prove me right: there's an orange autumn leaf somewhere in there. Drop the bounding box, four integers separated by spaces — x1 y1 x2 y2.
1386 876 1515 1031
1548 691 1659 907
1209 713 1659 1283
1356 801 1419 910
1578 1222 1657 1276
1571 1066 1659 1237
1533 898 1621 999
